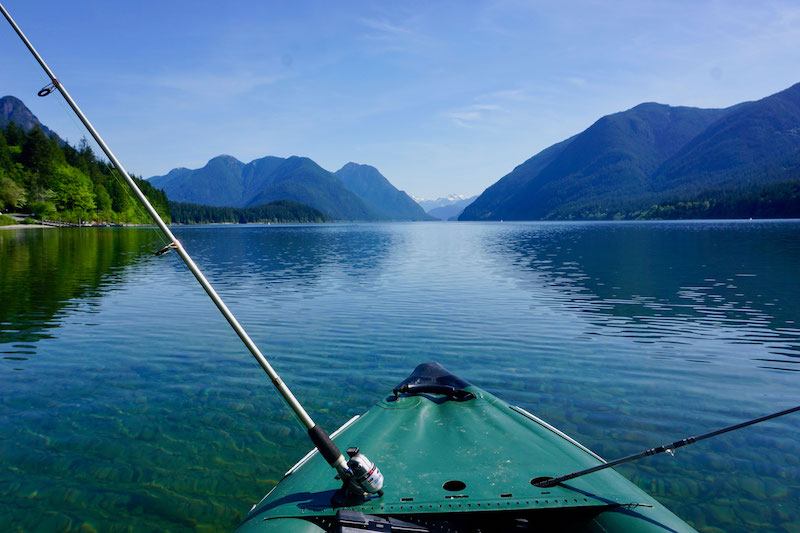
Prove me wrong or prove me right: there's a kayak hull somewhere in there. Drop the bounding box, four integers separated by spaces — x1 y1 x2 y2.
237 363 696 532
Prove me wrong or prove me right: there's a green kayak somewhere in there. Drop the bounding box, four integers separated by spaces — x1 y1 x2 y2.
237 363 697 532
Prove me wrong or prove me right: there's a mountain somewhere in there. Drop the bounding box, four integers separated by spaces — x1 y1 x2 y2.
245 157 379 220
462 83 800 221
334 163 433 220
1 95 62 141
149 155 381 221
414 194 473 212
651 83 800 195
151 155 245 206
427 196 477 220
461 101 735 220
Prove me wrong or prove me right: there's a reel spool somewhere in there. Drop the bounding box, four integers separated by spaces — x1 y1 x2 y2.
345 447 384 498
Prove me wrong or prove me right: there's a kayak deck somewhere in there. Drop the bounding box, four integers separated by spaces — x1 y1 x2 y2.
237 363 696 532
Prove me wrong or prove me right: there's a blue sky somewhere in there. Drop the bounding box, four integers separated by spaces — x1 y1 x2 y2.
2 0 799 199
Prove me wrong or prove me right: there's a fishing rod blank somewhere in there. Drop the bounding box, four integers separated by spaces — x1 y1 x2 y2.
535 404 800 488
0 2 351 478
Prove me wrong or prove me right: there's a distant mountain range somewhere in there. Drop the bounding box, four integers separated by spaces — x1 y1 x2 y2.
10 82 799 224
426 196 478 220
413 194 474 212
2 94 430 222
149 156 432 221
461 82 800 220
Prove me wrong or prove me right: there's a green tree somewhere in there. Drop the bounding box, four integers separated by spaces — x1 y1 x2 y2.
0 175 27 210
48 135 66 166
93 183 112 214
109 178 131 213
75 138 95 177
0 130 13 171
52 165 96 215
3 121 25 146
2 119 171 223
21 127 54 178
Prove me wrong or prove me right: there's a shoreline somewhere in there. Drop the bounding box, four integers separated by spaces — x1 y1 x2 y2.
0 224 54 230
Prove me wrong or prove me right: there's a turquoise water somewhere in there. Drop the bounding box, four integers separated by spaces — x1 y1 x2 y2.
1 221 799 532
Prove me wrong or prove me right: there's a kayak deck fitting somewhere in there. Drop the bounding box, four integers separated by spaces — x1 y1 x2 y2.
236 363 697 533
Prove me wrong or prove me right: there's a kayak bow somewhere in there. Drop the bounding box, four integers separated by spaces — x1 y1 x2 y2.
237 363 697 533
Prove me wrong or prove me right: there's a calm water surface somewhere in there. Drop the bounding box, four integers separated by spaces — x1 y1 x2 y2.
1 221 799 532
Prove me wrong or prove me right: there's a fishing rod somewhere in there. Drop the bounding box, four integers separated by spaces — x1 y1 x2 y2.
535 403 800 488
0 3 383 494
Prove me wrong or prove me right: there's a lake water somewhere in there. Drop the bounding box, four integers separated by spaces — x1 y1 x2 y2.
1 221 799 532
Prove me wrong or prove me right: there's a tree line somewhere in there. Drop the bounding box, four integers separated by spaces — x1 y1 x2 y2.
632 180 800 220
0 121 169 224
549 179 800 221
169 200 330 224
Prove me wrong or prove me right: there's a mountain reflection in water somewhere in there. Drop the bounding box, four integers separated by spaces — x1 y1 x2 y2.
482 221 800 371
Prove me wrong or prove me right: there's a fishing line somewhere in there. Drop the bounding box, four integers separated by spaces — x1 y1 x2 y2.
43 75 167 236
100 161 171 242
45 76 251 368
46 87 206 299
50 95 170 249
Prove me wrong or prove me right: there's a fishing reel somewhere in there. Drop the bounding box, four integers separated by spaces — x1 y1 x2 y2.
337 447 384 502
